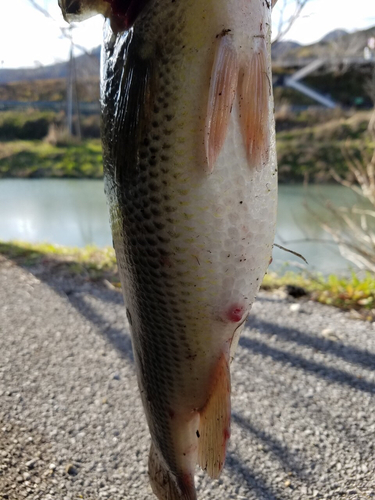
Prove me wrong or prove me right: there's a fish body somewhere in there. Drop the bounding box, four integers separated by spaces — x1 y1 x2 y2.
59 1 277 498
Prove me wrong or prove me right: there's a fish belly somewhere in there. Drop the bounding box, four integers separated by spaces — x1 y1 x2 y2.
100 1 277 498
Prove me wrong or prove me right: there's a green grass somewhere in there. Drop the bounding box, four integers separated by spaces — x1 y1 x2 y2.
0 241 119 285
263 270 375 321
0 140 103 178
1 241 374 321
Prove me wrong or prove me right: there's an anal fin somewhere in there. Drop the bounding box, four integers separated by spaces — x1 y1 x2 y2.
148 442 197 500
198 354 231 479
239 37 270 168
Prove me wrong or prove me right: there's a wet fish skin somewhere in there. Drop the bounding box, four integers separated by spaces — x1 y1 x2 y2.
58 1 277 499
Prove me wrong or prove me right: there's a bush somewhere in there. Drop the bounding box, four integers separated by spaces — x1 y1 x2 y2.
20 118 49 140
80 114 101 138
0 110 101 141
0 110 57 140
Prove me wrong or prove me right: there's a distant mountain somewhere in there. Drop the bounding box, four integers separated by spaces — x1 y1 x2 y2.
0 47 100 84
1 24 375 87
320 29 348 42
271 40 301 59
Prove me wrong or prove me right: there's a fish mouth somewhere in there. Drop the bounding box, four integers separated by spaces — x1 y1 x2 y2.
59 0 80 16
58 0 81 21
58 0 117 25
58 0 150 31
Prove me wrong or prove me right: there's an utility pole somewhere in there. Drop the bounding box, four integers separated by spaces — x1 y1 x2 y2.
72 50 82 140
66 37 74 138
66 27 82 140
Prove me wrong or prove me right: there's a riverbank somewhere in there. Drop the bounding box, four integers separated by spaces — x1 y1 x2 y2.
0 109 373 182
1 241 374 321
0 140 102 178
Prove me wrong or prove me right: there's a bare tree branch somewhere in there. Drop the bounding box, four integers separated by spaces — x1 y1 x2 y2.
27 0 98 58
273 0 310 44
28 0 52 18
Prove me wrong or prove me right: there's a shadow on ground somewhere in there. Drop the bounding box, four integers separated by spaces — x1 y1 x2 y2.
2 246 375 499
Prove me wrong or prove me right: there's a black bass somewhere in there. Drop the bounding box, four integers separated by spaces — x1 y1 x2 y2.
59 1 278 498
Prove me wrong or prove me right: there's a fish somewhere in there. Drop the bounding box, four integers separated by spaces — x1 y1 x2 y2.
58 1 278 498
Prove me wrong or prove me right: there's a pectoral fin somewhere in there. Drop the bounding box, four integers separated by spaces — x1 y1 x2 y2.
197 353 231 478
238 38 270 169
205 35 239 173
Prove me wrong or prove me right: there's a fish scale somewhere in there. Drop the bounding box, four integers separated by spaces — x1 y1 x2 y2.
58 0 278 498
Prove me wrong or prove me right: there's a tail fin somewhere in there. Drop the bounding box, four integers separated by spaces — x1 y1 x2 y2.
197 354 231 479
148 442 197 500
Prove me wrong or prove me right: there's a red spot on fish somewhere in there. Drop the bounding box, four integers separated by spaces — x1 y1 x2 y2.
269 256 273 265
223 428 230 441
226 304 245 323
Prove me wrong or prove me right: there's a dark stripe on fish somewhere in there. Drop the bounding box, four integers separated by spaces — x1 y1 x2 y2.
100 16 190 476
101 26 156 194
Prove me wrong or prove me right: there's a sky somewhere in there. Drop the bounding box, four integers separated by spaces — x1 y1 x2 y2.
0 0 374 69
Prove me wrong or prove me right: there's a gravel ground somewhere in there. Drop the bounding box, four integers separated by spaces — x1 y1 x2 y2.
1 256 374 500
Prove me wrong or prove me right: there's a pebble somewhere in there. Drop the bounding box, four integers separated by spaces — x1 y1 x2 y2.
26 459 37 469
290 303 301 312
65 463 77 476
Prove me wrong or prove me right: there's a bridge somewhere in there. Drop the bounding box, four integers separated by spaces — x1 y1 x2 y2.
0 56 373 112
272 56 375 108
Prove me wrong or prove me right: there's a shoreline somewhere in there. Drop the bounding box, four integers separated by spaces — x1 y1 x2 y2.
1 240 373 322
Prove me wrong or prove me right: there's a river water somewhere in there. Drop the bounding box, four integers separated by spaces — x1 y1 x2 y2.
0 179 367 274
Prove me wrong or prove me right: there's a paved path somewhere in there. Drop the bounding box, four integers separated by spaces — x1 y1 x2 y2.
1 257 374 500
